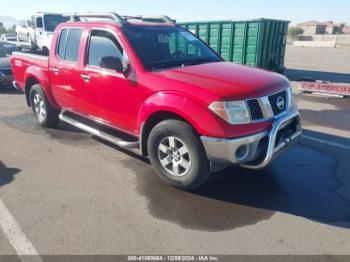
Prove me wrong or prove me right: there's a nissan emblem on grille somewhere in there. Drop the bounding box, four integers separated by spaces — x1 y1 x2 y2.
268 91 287 115
276 96 285 111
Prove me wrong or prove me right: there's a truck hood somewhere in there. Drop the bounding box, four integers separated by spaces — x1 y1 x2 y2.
157 62 289 100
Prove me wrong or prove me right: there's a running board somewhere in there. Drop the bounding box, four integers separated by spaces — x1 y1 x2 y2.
59 113 139 149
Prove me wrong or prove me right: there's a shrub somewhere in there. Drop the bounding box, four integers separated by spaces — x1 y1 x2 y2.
288 27 304 40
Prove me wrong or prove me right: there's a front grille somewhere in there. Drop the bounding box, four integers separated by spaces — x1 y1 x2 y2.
268 91 287 115
0 68 12 76
247 99 263 120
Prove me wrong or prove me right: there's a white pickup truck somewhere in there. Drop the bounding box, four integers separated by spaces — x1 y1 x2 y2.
16 13 68 55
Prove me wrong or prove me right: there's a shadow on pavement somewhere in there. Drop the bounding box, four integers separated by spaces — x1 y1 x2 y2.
119 130 350 232
0 87 22 95
0 161 21 187
285 68 350 84
2 112 96 146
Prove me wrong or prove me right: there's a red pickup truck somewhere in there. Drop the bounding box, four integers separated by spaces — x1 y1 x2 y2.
11 13 302 190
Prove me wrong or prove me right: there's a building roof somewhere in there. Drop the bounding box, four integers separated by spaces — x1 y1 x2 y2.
297 21 321 26
297 21 345 27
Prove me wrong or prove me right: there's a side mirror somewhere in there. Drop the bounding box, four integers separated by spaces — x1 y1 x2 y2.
99 56 124 73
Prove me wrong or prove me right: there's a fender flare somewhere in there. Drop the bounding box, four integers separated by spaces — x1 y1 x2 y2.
136 91 225 155
24 66 58 108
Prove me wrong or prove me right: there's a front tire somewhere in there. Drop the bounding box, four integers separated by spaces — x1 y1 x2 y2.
148 120 211 190
29 84 59 128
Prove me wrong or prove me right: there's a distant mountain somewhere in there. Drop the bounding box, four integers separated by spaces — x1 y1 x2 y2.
0 16 19 29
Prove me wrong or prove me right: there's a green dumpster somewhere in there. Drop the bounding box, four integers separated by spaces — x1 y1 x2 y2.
179 19 290 73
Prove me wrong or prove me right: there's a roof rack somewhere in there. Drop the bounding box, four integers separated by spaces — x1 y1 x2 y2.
66 12 176 25
120 15 176 24
67 12 124 25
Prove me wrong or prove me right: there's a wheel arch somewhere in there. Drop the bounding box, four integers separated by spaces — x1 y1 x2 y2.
24 76 40 106
137 92 225 156
140 110 196 156
24 68 58 108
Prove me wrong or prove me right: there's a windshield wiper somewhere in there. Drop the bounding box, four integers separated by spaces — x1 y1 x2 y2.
183 58 219 66
151 58 220 71
151 61 185 71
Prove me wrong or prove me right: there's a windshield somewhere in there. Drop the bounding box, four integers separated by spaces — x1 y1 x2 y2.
123 25 222 71
44 15 69 32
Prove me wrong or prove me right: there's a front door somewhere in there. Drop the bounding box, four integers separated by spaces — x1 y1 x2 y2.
79 29 144 134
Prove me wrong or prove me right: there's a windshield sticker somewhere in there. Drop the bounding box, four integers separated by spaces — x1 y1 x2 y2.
180 32 199 42
158 34 170 43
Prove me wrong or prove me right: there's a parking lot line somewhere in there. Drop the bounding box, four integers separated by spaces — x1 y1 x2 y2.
302 135 350 150
0 199 42 262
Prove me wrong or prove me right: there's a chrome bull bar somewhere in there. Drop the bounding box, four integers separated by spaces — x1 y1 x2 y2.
201 111 302 171
241 111 302 169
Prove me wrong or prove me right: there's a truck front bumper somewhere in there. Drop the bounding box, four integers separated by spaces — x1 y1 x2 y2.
201 111 302 170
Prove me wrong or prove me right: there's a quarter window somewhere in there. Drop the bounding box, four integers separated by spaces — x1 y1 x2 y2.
87 30 123 68
57 29 82 62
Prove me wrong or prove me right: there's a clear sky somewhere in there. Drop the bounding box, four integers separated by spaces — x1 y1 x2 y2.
1 0 349 24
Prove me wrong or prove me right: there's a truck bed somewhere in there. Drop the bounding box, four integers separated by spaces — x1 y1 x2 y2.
11 52 49 91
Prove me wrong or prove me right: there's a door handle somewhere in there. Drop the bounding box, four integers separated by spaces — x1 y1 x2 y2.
81 74 91 82
53 67 59 75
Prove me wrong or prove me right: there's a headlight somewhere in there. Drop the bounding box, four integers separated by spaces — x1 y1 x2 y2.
209 100 251 125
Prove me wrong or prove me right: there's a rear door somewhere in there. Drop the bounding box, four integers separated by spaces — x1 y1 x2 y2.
49 28 84 112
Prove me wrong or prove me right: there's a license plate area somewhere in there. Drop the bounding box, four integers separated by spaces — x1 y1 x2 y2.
275 116 301 147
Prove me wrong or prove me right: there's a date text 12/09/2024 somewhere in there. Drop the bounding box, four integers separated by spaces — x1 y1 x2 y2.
127 256 220 261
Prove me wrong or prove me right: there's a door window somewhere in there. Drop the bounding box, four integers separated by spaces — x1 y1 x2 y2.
57 28 82 62
57 29 68 59
87 30 124 68
36 17 43 28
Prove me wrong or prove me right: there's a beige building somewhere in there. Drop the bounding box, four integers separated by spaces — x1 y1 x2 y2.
342 26 350 34
297 21 345 35
297 21 326 35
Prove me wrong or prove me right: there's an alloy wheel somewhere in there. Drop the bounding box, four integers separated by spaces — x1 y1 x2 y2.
158 136 192 177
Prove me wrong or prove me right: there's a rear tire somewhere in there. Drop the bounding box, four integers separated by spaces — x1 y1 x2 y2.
147 120 211 191
29 84 59 128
